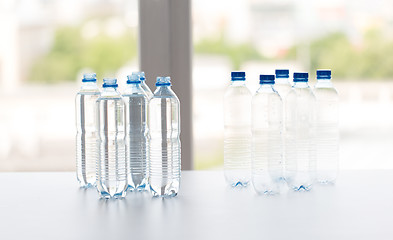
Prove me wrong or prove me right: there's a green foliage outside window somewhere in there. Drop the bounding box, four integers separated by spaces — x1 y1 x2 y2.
29 26 137 83
30 26 393 83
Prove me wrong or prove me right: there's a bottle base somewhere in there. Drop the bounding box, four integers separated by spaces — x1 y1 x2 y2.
290 184 312 192
98 190 127 199
252 182 281 195
229 181 250 188
97 181 128 199
149 181 179 198
77 175 96 188
254 189 279 195
224 170 251 188
128 183 149 192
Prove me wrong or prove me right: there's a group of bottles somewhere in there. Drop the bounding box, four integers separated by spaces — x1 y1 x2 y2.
224 69 339 194
75 72 181 199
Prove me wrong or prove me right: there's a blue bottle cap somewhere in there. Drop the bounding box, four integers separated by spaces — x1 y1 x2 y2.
259 75 275 84
138 72 146 81
156 76 171 86
275 69 289 78
293 72 308 82
231 71 246 81
316 69 331 80
82 73 97 82
127 73 141 84
103 78 118 88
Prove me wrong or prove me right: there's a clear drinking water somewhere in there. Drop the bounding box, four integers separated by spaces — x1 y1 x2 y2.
148 77 181 197
123 73 149 191
96 78 128 198
252 75 283 194
314 70 339 184
274 69 292 181
224 71 252 187
139 72 153 99
285 72 316 191
75 73 100 188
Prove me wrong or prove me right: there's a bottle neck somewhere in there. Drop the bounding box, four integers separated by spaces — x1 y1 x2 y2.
124 83 144 94
156 85 172 90
293 81 310 88
101 86 120 97
275 77 290 85
81 81 99 90
230 80 246 86
315 79 333 87
126 82 141 88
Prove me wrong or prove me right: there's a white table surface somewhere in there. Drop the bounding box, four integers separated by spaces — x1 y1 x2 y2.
0 171 392 240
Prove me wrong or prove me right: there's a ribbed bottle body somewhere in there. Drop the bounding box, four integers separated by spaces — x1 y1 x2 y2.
123 90 149 191
314 82 339 184
274 79 292 185
224 82 252 187
252 85 283 194
96 95 128 199
75 86 100 188
148 87 181 197
285 84 316 191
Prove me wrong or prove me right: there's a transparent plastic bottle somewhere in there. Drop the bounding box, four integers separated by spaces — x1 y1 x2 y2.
96 78 128 199
224 71 252 187
138 72 153 99
148 77 181 197
75 73 100 188
252 75 283 194
314 70 339 184
275 69 292 181
123 73 149 191
285 72 316 191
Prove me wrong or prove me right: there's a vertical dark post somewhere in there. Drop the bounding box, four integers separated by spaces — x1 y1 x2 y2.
139 0 193 170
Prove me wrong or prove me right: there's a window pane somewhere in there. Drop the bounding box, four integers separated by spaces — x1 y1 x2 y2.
193 0 393 170
0 0 139 171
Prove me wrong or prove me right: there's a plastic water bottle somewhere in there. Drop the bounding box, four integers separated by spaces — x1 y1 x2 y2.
285 72 316 191
314 70 339 184
123 73 149 191
148 77 181 197
224 71 252 187
138 72 153 99
75 73 100 188
275 69 292 181
251 75 283 194
96 78 128 198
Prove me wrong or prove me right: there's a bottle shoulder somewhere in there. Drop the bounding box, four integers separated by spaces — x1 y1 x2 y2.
122 88 148 98
141 82 153 93
253 88 281 98
97 91 124 102
287 87 316 99
224 85 251 98
150 95 180 105
75 91 100 103
152 87 179 100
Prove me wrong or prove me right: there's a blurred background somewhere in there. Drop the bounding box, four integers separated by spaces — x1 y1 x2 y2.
0 0 393 171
